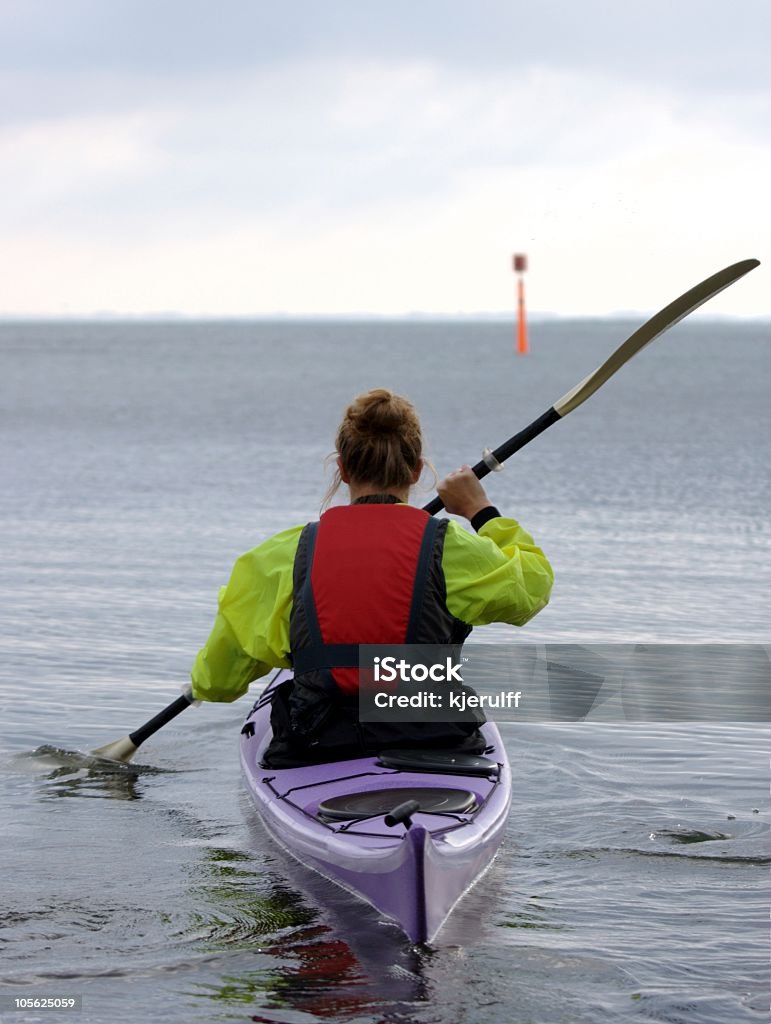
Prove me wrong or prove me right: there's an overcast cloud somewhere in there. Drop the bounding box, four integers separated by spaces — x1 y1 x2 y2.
1 0 768 315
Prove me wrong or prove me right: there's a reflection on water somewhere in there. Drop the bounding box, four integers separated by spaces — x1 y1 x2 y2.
196 927 372 1023
185 848 319 945
654 827 732 845
187 845 428 1023
500 895 559 933
16 745 173 800
191 927 429 1024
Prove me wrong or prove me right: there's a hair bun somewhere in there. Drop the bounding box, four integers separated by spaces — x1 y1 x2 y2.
329 387 425 501
350 388 404 437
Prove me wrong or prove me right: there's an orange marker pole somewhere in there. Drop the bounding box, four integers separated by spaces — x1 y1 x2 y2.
513 253 528 355
517 276 528 355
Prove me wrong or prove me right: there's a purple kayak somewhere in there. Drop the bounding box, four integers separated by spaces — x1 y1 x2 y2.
239 670 512 944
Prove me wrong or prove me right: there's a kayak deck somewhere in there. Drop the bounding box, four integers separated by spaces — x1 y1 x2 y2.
239 674 512 943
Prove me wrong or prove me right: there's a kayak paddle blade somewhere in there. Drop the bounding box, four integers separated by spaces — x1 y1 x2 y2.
91 735 139 763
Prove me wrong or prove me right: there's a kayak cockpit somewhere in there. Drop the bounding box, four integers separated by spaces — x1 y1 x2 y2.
256 762 503 841
317 786 478 823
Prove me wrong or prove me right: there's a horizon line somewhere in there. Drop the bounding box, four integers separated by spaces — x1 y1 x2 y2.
1 310 769 324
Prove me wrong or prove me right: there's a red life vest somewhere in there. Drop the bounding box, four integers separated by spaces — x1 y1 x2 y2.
290 501 471 694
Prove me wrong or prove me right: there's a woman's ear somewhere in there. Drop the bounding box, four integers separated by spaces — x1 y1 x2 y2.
410 459 424 485
337 455 351 484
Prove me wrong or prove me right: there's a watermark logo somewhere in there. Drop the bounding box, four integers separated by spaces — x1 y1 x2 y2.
373 655 465 684
359 644 525 723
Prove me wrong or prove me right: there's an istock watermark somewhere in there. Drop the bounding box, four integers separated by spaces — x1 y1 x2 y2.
358 644 771 724
359 644 528 723
373 654 465 684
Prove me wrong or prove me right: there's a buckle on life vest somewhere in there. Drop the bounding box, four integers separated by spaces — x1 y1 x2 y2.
291 643 360 675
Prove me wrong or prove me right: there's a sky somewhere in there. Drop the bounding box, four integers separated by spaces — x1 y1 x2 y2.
1 0 769 317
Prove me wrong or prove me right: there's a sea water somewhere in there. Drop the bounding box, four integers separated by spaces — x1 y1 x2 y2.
1 319 769 1023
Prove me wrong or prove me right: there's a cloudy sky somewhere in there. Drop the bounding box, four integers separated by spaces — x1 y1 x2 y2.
1 0 768 316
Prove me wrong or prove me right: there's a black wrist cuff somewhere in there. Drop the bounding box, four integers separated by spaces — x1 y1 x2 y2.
470 506 501 532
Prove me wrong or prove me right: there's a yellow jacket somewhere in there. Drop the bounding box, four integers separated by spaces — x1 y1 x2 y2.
191 512 553 702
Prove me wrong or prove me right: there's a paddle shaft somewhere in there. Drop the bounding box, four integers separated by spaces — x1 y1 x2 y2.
423 407 559 515
128 692 194 748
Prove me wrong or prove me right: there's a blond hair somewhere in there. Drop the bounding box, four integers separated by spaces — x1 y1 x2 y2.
324 389 427 505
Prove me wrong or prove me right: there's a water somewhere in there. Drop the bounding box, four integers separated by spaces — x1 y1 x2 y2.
1 320 769 1023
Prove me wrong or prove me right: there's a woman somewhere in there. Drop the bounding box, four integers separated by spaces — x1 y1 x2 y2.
191 388 553 766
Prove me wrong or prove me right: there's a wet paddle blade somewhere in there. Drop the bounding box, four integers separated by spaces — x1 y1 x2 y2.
91 735 138 762
88 690 194 763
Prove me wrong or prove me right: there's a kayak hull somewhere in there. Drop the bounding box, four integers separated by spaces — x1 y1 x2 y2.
239 671 512 944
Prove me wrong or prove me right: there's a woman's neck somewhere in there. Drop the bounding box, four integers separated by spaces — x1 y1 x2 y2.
347 482 409 504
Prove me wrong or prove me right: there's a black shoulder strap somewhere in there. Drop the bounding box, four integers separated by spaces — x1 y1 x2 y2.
292 521 359 680
404 514 440 644
299 522 322 644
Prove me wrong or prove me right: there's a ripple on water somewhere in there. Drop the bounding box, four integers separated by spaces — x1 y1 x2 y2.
10 746 178 802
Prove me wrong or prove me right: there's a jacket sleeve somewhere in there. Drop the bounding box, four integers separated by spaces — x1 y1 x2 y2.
441 517 553 627
190 526 301 702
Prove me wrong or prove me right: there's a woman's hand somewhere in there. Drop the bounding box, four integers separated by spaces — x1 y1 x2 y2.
436 465 492 521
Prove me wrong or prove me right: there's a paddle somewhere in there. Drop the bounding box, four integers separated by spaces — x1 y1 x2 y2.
422 257 760 515
91 688 195 762
93 257 759 761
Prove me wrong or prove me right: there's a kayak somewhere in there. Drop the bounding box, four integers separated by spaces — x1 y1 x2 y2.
239 670 512 944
